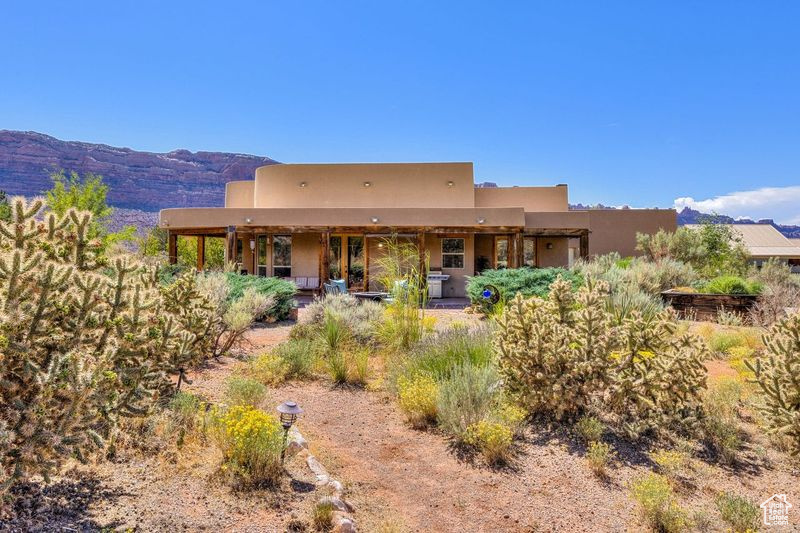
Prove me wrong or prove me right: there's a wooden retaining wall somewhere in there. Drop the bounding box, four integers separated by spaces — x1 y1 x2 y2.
660 291 759 321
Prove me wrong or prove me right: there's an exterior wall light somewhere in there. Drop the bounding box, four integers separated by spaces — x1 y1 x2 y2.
277 401 303 464
370 216 380 224
363 181 372 187
249 239 256 251
299 181 307 188
447 180 455 187
546 242 554 250
477 217 486 224
245 217 253 224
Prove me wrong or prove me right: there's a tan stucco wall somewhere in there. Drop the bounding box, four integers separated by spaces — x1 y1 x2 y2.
290 233 321 278
475 185 569 212
587 209 677 257
225 181 255 208
426 233 473 298
536 237 570 267
253 163 476 209
474 234 493 272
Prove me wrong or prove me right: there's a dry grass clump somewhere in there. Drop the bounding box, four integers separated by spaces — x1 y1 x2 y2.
586 441 615 477
715 491 760 533
311 501 335 531
701 377 743 464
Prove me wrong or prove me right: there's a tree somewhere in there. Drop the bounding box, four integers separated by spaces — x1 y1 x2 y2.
0 191 10 222
44 169 136 250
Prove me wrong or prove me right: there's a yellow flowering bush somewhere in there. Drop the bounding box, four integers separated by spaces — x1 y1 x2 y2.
650 449 692 481
491 402 527 437
212 405 284 487
397 374 439 428
465 420 513 465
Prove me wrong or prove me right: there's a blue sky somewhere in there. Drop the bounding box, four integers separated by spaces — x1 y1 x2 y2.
2 1 799 222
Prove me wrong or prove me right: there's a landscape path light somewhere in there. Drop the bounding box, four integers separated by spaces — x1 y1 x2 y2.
277 400 303 464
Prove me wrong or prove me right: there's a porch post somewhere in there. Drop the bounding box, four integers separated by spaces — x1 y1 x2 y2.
167 231 178 265
196 235 205 271
580 231 589 259
511 232 523 268
226 226 236 267
320 231 330 286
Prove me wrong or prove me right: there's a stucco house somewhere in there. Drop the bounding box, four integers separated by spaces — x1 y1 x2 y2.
159 162 675 297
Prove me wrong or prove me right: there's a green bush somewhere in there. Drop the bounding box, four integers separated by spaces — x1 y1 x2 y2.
630 473 690 533
224 273 297 320
703 275 762 295
272 338 318 380
225 376 268 408
466 267 582 307
586 441 614 477
575 253 697 296
436 361 500 439
715 492 759 533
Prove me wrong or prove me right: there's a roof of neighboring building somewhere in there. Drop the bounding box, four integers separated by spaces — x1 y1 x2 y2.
684 223 800 258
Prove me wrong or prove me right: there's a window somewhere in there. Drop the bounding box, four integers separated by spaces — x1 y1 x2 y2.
272 235 292 277
495 236 509 269
236 239 243 265
257 235 268 276
523 237 536 267
442 237 465 269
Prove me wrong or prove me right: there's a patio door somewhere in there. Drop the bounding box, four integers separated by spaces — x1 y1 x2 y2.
329 235 365 289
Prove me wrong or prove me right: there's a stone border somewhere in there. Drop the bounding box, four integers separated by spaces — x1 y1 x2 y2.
286 427 356 532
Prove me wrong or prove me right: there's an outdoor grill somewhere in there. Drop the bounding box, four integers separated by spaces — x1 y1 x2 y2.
426 271 450 299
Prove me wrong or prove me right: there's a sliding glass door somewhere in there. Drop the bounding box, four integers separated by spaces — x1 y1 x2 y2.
329 234 365 289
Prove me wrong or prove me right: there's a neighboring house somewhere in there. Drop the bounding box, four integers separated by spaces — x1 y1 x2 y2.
685 223 800 273
159 162 675 297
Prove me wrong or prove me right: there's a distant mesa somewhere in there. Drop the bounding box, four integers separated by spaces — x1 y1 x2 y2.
0 130 278 212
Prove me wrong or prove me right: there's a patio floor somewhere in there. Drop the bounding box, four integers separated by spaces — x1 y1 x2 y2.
294 294 470 310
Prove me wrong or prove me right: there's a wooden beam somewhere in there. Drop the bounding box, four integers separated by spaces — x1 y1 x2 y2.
579 232 589 260
320 232 330 287
196 235 205 271
225 226 236 267
167 231 178 265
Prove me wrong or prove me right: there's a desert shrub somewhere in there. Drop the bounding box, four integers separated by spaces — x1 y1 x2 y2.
708 329 759 355
575 253 697 296
586 441 614 477
750 265 800 326
436 361 501 439
223 272 296 321
225 376 268 408
715 492 759 533
605 286 665 325
326 346 370 385
0 198 231 492
702 378 743 464
311 501 335 531
746 313 800 455
650 449 692 481
495 277 707 437
466 267 582 309
576 416 605 443
389 326 494 389
303 293 383 342
326 350 349 384
490 400 527 438
703 275 762 295
271 338 318 380
465 420 513 464
397 374 439 428
630 473 690 533
319 311 349 354
716 307 744 327
211 405 283 487
247 352 289 385
169 392 204 432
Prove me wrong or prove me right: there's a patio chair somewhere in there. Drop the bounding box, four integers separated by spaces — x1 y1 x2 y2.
331 279 347 294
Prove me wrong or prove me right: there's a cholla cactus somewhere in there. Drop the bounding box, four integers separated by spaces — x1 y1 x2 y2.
495 277 613 419
495 276 707 436
746 313 800 454
0 198 208 491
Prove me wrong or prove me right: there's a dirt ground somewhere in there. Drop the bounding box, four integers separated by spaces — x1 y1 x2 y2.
3 312 799 532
